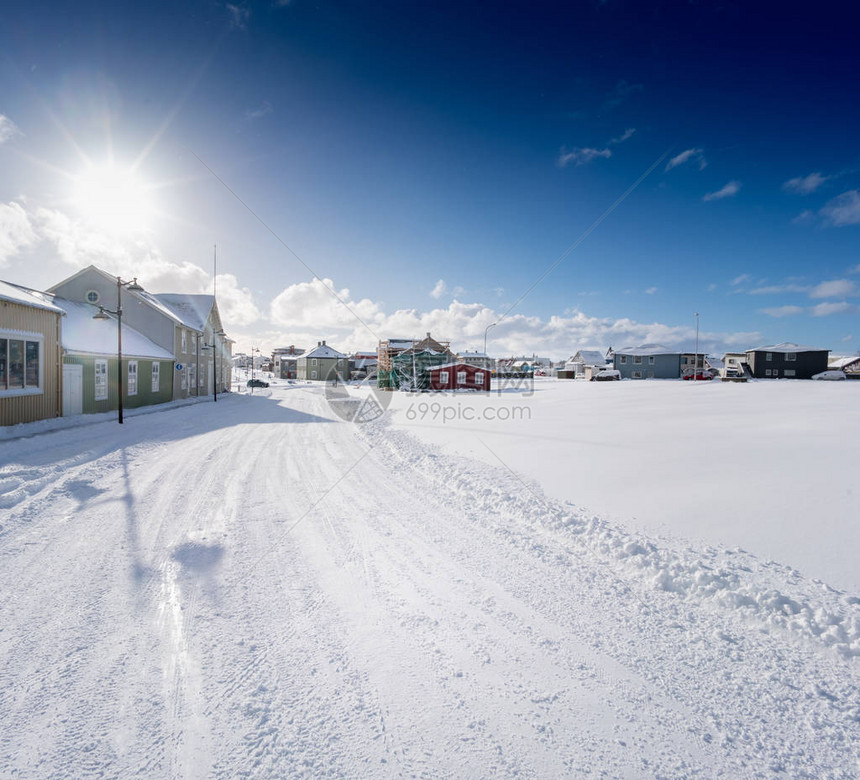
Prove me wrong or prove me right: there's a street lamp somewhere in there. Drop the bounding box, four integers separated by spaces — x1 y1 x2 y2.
92 275 144 424
200 329 226 402
694 312 700 381
484 322 497 359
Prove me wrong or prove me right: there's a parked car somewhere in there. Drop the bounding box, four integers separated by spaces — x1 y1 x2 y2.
592 369 621 381
683 371 714 381
811 370 846 381
247 378 270 388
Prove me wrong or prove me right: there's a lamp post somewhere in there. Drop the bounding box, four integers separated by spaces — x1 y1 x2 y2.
484 322 497 360
93 276 144 424
200 329 226 402
694 312 700 381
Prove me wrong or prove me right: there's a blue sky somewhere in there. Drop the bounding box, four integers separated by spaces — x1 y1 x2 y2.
1 0 858 356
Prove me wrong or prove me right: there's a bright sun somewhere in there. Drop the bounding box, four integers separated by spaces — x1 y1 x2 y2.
73 163 154 233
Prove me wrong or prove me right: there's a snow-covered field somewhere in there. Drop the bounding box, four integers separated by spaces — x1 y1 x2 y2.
1 381 858 778
387 377 860 592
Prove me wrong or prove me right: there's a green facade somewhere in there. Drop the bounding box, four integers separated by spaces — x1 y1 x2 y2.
378 350 451 390
63 355 174 414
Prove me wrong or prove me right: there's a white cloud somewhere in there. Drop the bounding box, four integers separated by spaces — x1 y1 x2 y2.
782 172 828 195
707 283 717 291
262 276 760 357
269 277 383 336
820 190 860 227
731 274 750 286
644 287 658 295
430 279 447 299
245 101 272 120
0 115 22 144
703 181 741 202
0 201 37 266
759 305 804 318
226 3 250 29
809 279 856 299
557 147 612 168
811 301 853 317
748 283 810 295
849 264 860 275
608 128 636 145
792 209 815 225
665 148 707 172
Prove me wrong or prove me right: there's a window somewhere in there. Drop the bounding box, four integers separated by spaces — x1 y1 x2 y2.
189 364 195 393
128 361 138 395
181 330 187 353
0 334 42 395
311 370 318 379
784 369 795 377
475 372 484 385
312 358 318 366
152 362 160 392
766 352 773 361
648 356 655 365
785 353 797 362
86 290 100 304
646 370 655 378
633 355 643 364
94 360 108 400
440 371 449 385
619 355 627 364
180 365 187 390
633 370 642 379
765 369 772 377
457 371 466 385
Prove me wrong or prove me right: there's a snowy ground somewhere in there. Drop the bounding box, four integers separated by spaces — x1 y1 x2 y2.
386 377 860 592
1 381 858 778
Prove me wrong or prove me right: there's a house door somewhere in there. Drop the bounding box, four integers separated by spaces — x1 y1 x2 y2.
62 364 83 416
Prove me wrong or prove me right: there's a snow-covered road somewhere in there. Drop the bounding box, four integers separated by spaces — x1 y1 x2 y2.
1 385 858 778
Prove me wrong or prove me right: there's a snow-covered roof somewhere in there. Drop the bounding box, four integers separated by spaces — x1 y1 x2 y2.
430 362 488 371
0 280 65 314
829 355 860 369
615 344 681 356
571 350 605 365
458 351 491 359
154 294 215 331
747 342 828 354
303 343 347 359
54 298 175 359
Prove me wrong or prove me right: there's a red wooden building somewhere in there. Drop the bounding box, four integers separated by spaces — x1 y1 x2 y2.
428 362 491 391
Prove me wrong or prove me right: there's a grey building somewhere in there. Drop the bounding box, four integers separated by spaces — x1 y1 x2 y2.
613 344 682 379
744 343 829 379
297 341 348 381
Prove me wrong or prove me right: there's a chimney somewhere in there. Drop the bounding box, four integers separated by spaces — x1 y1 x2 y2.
322 339 326 346
317 341 321 347
426 332 431 339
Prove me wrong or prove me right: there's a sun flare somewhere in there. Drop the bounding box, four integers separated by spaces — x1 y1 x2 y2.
73 163 154 233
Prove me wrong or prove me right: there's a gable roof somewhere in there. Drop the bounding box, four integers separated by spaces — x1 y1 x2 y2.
615 344 681 356
153 294 215 331
571 350 606 364
54 298 174 359
0 280 65 314
746 342 828 354
303 343 347 359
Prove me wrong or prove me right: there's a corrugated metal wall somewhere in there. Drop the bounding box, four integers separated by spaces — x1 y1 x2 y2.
0 301 63 425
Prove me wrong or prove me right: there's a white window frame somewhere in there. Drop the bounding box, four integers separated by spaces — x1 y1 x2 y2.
619 355 627 364
128 360 138 396
180 365 187 390
440 371 449 385
648 355 655 365
475 371 484 386
766 352 773 361
311 370 318 379
765 369 772 377
181 330 187 354
0 330 44 397
633 355 643 365
457 371 467 385
94 359 108 401
785 353 797 362
784 369 796 377
151 362 160 393
632 370 642 379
